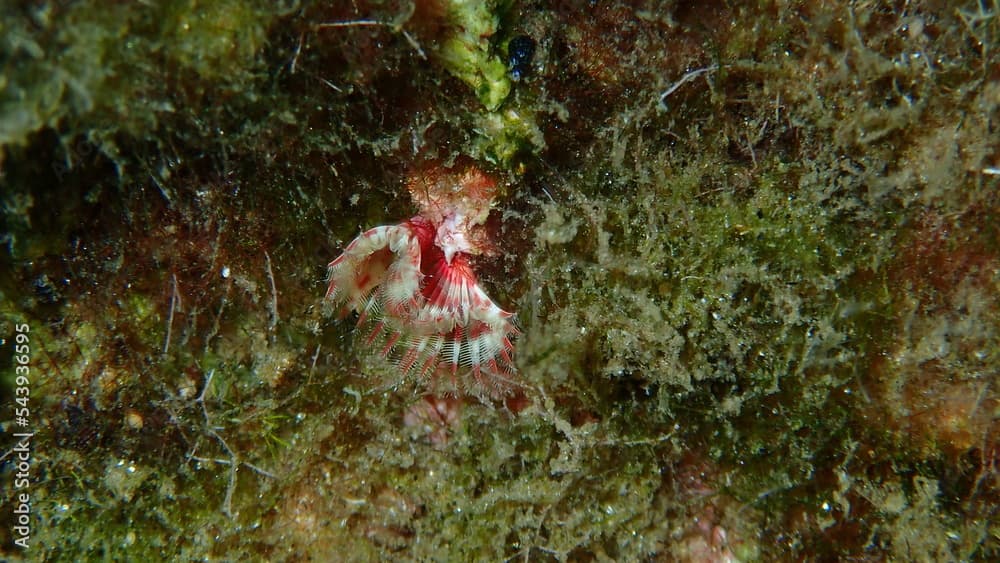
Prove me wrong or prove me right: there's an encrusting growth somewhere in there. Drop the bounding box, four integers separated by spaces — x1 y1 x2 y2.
326 162 518 394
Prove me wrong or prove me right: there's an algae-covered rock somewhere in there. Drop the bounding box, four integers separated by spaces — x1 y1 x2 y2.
1 1 998 561
432 0 512 112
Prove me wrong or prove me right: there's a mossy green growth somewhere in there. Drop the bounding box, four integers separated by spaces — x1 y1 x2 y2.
423 0 551 168
435 0 512 111
3 0 999 560
160 0 271 83
0 0 279 161
471 106 545 166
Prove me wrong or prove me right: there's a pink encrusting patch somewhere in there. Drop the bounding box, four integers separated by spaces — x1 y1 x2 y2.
325 162 518 395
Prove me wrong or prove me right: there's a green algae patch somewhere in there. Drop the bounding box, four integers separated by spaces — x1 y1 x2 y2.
160 0 272 83
433 0 512 111
471 105 546 166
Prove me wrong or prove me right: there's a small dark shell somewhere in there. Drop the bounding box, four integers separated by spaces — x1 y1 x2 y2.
507 35 536 81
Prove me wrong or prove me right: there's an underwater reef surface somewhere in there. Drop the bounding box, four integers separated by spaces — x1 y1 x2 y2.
1 0 998 560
